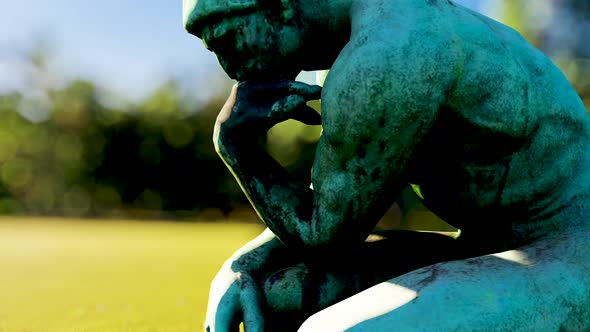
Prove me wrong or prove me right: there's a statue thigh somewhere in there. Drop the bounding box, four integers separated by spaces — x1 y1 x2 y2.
261 231 471 330
298 227 590 332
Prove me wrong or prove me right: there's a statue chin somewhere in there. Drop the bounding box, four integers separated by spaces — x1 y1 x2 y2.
218 56 300 81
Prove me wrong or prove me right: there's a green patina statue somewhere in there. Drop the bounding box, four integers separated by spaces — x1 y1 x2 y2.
184 0 590 330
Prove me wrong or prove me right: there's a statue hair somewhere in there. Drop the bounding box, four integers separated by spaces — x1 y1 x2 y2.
258 0 294 20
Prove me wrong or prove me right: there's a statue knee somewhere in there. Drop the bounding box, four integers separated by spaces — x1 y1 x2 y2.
263 264 308 314
262 264 312 331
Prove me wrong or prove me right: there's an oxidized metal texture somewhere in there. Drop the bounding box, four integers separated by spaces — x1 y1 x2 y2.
187 0 590 331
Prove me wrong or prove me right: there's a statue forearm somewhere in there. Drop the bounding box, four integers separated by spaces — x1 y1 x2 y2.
217 134 315 252
227 228 300 279
211 81 367 260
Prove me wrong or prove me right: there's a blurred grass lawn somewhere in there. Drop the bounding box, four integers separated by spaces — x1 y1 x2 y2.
0 217 263 332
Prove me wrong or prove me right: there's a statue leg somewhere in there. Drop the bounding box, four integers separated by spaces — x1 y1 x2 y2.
298 226 590 332
261 231 476 331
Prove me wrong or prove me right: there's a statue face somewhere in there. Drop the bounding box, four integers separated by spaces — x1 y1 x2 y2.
184 0 304 80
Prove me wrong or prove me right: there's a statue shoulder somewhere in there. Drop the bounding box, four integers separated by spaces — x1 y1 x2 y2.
319 28 456 150
324 27 459 109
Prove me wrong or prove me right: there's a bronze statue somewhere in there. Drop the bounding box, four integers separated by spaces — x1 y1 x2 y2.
184 0 590 330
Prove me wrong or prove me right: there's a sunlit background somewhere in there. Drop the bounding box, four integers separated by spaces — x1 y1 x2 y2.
0 0 588 331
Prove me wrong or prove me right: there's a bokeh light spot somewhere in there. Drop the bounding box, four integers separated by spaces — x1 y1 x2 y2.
94 185 122 209
1 158 33 190
0 131 18 162
134 189 163 210
163 122 194 149
63 187 92 216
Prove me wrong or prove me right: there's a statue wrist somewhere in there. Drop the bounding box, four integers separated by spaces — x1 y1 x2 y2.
215 128 266 159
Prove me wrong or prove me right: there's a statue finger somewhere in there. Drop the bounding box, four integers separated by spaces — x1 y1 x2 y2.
236 80 292 98
208 285 241 332
291 105 322 126
269 95 307 120
217 84 238 126
240 284 264 332
237 80 321 100
287 82 322 100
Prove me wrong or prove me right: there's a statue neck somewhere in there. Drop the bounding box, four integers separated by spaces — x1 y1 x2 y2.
296 0 354 71
302 0 353 36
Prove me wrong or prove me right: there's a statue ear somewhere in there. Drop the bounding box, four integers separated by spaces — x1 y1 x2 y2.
280 0 294 20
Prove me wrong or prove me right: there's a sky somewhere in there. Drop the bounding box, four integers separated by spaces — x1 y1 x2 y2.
0 0 488 100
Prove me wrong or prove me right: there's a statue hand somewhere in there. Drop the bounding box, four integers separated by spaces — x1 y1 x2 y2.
213 80 322 151
204 261 264 332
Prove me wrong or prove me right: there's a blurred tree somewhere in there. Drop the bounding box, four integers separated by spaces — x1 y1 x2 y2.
0 51 249 218
0 2 585 221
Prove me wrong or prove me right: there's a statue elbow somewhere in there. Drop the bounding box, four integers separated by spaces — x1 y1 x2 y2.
298 227 360 267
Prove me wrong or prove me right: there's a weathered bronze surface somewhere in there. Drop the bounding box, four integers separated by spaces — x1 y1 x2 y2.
184 0 590 330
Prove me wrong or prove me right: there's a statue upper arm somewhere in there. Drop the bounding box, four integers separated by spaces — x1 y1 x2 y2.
306 38 458 246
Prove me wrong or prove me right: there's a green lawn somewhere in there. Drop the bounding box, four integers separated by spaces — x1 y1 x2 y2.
0 218 263 332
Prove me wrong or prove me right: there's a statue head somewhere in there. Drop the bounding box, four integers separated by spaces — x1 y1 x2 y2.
183 0 307 80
